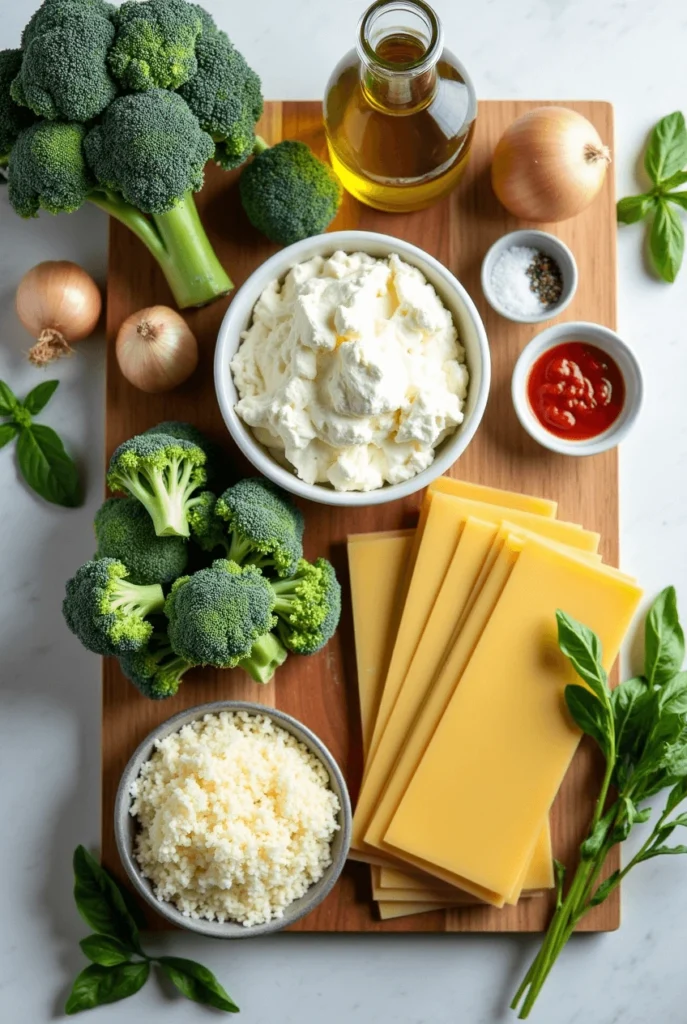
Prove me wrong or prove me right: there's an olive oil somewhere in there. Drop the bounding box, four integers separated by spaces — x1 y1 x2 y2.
324 0 477 213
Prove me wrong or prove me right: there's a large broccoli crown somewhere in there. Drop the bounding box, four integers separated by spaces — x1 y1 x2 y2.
119 631 193 699
240 140 342 245
109 0 204 92
8 120 92 217
0 49 35 165
94 497 188 586
215 477 304 577
165 559 276 667
12 0 117 122
178 27 263 171
272 557 342 655
143 420 232 491
106 431 207 539
83 89 214 214
62 557 165 656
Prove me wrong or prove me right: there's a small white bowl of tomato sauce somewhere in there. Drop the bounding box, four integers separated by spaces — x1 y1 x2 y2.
511 322 643 456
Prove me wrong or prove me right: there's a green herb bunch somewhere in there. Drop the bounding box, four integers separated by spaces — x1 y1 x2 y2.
67 846 238 1015
617 111 687 282
512 587 687 1018
0 378 81 506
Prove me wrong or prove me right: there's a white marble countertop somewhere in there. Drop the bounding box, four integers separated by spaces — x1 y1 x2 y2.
1 1 685 1021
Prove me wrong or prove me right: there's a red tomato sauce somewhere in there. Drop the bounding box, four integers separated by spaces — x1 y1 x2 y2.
526 342 625 441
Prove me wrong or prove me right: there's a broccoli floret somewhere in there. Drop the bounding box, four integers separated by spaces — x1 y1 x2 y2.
271 557 342 654
0 49 35 166
178 27 263 170
12 1 117 122
239 139 342 245
94 497 188 586
8 121 92 217
84 89 213 215
215 477 304 577
63 557 164 656
119 631 193 699
187 490 229 555
106 432 207 539
109 0 204 92
143 421 232 491
165 559 287 683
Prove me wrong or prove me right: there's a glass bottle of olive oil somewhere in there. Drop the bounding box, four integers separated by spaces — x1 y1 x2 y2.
323 0 477 213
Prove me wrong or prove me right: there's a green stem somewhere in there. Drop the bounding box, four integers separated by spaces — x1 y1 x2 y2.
253 136 270 155
89 190 233 309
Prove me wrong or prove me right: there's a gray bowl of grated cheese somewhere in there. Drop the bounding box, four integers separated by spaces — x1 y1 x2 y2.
115 701 352 938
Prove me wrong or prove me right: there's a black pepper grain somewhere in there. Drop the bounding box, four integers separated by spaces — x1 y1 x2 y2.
526 252 563 307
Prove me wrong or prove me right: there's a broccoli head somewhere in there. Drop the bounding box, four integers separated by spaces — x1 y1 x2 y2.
83 89 214 215
187 490 229 555
63 557 165 656
143 421 232 491
12 0 117 122
8 120 92 217
106 432 207 539
0 49 35 166
165 559 287 682
94 497 188 586
178 27 263 171
119 631 193 699
271 557 342 655
240 139 342 245
214 477 304 578
109 0 204 92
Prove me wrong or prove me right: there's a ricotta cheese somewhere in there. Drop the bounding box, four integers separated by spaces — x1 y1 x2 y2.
130 711 340 927
231 251 469 491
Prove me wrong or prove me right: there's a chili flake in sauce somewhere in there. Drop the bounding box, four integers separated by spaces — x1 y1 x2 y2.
527 342 625 441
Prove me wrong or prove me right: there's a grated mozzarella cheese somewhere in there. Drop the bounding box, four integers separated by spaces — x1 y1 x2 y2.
129 711 340 927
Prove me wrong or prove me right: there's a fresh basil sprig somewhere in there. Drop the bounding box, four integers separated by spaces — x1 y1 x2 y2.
512 587 687 1018
617 111 687 282
0 378 81 507
66 846 239 1015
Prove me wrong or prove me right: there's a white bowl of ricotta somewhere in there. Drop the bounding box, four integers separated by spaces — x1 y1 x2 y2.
214 231 490 506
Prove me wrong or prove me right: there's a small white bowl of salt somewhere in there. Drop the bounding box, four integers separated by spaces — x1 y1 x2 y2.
480 229 578 324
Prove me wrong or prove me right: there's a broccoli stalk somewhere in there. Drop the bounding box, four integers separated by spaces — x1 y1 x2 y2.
238 631 288 685
89 186 231 309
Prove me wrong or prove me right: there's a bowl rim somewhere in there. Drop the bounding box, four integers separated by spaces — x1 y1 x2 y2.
114 700 352 938
480 228 578 325
511 320 644 457
214 229 491 507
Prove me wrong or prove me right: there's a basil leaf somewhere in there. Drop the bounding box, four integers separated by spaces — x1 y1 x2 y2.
0 423 18 449
665 776 687 814
22 379 59 415
650 199 685 283
612 676 650 754
644 111 687 185
589 870 620 907
0 379 18 416
16 423 82 508
158 957 240 1013
617 194 653 224
658 671 687 715
645 587 685 685
662 170 687 190
553 859 566 910
73 846 141 953
565 684 611 755
79 934 133 967
65 962 149 1015
557 611 609 705
667 191 687 211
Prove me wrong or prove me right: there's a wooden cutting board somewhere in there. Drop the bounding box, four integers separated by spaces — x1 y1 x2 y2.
102 99 618 933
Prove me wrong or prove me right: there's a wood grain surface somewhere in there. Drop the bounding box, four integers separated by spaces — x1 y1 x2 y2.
102 100 618 933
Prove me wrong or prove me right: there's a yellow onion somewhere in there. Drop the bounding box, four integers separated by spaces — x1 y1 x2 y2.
491 106 611 222
16 261 102 366
115 306 198 393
